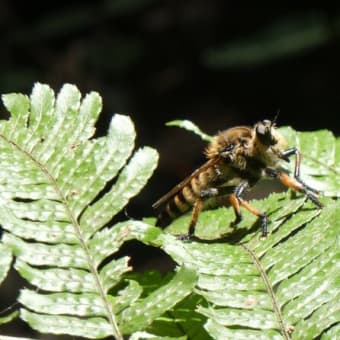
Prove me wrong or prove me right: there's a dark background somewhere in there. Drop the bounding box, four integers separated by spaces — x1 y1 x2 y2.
1 1 340 338
1 1 340 216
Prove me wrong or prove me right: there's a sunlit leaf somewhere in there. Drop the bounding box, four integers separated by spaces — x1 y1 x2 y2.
1 92 338 340
0 83 160 339
166 120 213 142
158 119 339 339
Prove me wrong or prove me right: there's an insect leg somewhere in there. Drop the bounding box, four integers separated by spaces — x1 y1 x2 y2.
280 147 319 194
188 198 202 237
231 181 269 236
185 188 219 237
265 167 323 208
229 193 242 224
229 181 248 225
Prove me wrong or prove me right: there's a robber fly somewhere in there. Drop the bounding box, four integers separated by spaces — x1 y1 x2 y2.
153 118 322 238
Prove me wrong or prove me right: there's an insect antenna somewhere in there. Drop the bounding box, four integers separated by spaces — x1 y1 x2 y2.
271 109 280 126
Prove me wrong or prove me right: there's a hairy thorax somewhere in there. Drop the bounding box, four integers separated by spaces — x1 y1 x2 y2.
207 125 286 185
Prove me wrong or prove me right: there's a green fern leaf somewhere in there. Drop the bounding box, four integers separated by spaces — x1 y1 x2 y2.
165 120 340 198
279 126 340 196
160 198 339 339
149 294 210 339
158 120 339 339
120 266 197 334
0 83 170 339
166 120 213 142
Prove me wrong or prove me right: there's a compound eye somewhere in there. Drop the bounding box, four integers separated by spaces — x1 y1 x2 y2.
256 121 276 145
256 123 266 136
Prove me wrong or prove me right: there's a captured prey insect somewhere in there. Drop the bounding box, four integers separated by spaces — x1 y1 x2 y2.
152 119 323 238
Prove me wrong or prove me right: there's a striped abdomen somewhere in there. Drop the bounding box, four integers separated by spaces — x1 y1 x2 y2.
155 165 218 227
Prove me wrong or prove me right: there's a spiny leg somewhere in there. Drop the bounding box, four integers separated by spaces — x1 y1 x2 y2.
231 181 269 236
265 167 323 208
280 147 319 194
229 180 248 225
188 198 202 237
229 193 242 225
238 199 268 236
185 187 232 239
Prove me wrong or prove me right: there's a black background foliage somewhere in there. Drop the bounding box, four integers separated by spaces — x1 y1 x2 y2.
2 1 340 205
0 1 340 337
2 2 340 215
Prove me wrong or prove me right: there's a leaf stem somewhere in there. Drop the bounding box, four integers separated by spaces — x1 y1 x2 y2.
241 243 290 340
303 154 339 175
0 135 124 340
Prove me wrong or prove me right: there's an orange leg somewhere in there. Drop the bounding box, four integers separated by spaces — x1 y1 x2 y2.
229 193 241 224
230 182 269 236
239 199 264 218
280 148 320 194
266 168 323 208
186 186 233 238
188 198 202 237
278 171 302 191
186 188 230 239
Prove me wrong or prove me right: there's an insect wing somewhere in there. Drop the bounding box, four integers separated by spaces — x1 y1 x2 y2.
152 157 220 210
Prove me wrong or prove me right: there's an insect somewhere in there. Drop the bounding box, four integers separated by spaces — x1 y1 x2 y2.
153 119 323 238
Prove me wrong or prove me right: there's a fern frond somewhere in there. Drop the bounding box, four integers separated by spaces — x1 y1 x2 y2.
0 83 175 339
166 120 213 142
161 197 339 339
279 126 340 196
1 90 339 339
158 119 339 339
165 119 340 198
